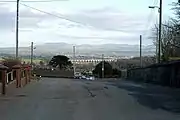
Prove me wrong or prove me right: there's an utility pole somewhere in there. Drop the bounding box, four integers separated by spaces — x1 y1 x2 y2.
156 28 158 63
73 46 76 76
102 54 104 78
158 0 162 63
30 42 34 68
140 35 142 67
16 0 20 59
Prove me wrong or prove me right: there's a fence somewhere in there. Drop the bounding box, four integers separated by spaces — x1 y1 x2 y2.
127 60 180 88
0 64 32 95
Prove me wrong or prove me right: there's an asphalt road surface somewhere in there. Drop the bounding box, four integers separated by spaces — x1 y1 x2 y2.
0 78 180 120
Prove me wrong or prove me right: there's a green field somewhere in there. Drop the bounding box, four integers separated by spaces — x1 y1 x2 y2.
21 58 42 64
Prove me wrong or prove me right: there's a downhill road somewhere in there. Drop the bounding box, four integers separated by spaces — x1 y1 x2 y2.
0 78 180 120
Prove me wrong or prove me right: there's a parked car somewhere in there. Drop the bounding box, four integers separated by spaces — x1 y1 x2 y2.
80 75 86 79
89 76 95 80
74 72 81 79
86 76 95 81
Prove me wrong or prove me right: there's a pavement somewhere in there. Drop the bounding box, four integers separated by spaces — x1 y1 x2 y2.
0 78 180 120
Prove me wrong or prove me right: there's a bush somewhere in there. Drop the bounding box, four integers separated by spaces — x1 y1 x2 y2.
112 68 121 78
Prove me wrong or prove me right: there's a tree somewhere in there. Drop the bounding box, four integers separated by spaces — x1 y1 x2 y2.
151 22 180 61
171 2 180 56
150 1 180 61
171 2 180 24
93 61 112 78
49 55 72 69
39 61 44 66
112 68 121 77
152 22 175 61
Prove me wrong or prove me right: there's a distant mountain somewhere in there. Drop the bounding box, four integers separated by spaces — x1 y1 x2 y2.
0 42 155 57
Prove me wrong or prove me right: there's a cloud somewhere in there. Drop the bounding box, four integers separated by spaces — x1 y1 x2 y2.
66 7 148 33
0 4 15 30
0 3 154 47
0 4 52 30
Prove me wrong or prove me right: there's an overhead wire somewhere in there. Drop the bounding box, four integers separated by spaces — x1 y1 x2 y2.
0 0 68 2
141 0 159 55
19 3 126 32
19 3 92 28
0 0 94 29
1 0 147 34
142 0 159 36
142 10 155 35
0 0 136 33
154 0 158 5
149 0 159 53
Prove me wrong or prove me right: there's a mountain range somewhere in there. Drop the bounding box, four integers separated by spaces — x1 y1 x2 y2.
0 42 155 57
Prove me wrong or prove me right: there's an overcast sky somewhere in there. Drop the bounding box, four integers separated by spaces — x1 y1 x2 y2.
0 0 176 47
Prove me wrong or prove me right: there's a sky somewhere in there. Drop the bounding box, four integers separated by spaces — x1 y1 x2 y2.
0 0 177 47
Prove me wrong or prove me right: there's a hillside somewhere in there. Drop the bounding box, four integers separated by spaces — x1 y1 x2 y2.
0 42 155 57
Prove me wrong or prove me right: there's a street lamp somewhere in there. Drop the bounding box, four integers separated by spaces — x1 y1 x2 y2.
149 0 162 63
149 6 159 63
149 6 159 9
149 6 160 12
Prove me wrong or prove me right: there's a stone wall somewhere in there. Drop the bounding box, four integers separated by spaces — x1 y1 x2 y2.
127 60 180 88
34 69 74 78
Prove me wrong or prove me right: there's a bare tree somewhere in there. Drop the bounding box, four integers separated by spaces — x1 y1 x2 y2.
151 22 170 61
149 1 180 61
151 21 180 61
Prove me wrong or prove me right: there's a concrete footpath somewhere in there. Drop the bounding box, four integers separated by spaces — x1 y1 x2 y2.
0 78 180 120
